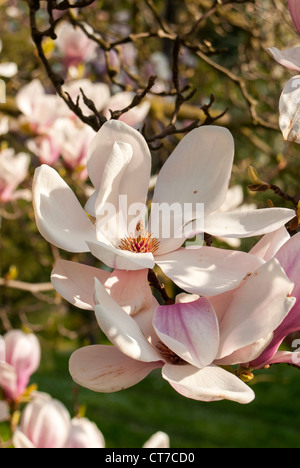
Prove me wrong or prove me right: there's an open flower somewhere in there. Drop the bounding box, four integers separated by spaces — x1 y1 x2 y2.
69 258 295 404
0 147 31 203
0 330 41 401
33 120 295 296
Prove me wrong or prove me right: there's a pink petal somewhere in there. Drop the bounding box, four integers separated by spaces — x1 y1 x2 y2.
4 330 41 396
69 345 162 392
256 350 298 367
162 363 255 404
0 337 5 362
0 363 17 399
13 429 37 448
251 232 300 368
94 279 161 362
204 208 295 239
104 269 154 317
217 259 295 360
215 334 274 366
289 0 300 35
153 298 219 368
267 47 300 72
250 227 290 261
32 165 97 252
65 418 106 448
20 395 71 449
156 246 264 296
51 260 111 310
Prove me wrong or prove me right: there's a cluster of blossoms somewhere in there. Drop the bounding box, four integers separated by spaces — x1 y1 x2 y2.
0 20 151 205
3 0 300 450
32 116 300 405
0 330 169 448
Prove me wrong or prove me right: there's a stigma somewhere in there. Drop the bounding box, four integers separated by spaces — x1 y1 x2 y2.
119 221 160 254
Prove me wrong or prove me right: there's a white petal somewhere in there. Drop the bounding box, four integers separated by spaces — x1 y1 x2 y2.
156 246 264 296
87 120 151 207
279 75 300 143
217 258 295 359
163 364 255 404
69 345 162 393
267 46 300 72
152 126 234 219
87 238 155 270
51 260 111 310
204 208 295 238
94 279 161 362
250 227 290 261
33 165 97 252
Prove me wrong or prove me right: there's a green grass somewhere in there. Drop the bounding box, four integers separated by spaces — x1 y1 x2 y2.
30 348 300 449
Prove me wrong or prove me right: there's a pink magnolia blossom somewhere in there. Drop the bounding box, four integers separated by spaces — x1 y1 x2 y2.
68 258 295 404
12 393 105 449
33 120 295 296
55 22 98 68
0 148 31 203
12 391 165 448
16 79 68 135
239 228 300 369
64 417 106 449
0 330 41 401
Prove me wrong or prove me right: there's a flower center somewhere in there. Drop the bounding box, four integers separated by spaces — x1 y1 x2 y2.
119 221 160 254
156 340 186 365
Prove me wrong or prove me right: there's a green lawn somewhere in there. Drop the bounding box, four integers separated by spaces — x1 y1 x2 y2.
30 349 300 449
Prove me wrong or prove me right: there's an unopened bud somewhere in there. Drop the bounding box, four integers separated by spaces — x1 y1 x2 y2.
248 166 270 192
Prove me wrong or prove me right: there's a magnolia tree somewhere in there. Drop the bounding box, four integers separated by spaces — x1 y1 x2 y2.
1 0 300 449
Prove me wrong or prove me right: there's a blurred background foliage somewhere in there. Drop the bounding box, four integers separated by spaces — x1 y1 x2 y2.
1 0 300 448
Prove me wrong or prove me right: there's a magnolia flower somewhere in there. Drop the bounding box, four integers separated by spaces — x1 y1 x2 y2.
13 393 105 449
33 120 295 296
12 391 165 448
55 22 98 68
69 257 295 404
0 330 41 401
64 417 106 449
0 148 31 203
16 79 68 135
